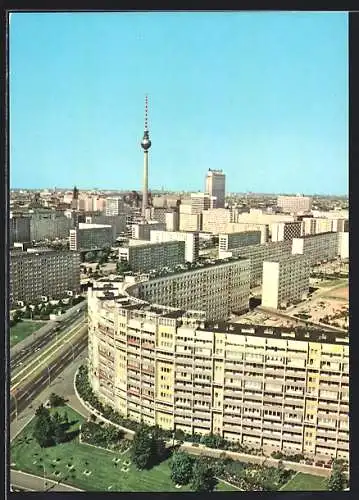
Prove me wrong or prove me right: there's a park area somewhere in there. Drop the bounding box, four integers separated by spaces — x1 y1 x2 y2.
11 405 237 492
280 472 328 491
10 320 45 348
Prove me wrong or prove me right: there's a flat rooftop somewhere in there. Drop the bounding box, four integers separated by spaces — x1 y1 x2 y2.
78 223 112 229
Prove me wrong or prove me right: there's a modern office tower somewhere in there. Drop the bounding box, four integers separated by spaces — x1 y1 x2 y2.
205 169 226 208
10 248 80 305
88 285 348 461
271 221 302 242
261 255 310 309
231 241 293 287
179 205 202 232
141 95 152 218
29 209 73 241
150 230 199 263
85 214 127 237
105 197 124 216
118 240 186 272
165 211 179 231
9 215 31 244
292 232 340 266
69 223 114 252
131 221 166 240
277 195 312 214
135 257 250 320
218 231 262 258
226 222 269 245
202 208 232 234
338 232 349 259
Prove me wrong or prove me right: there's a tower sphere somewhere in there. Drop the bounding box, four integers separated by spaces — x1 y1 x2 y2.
141 132 152 150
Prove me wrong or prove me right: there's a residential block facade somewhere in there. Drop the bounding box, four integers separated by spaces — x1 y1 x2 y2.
292 232 339 266
118 240 186 272
150 230 199 263
88 286 349 461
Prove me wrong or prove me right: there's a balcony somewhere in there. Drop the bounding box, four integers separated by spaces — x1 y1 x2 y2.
128 362 140 371
142 342 155 350
127 338 140 346
223 416 241 425
128 388 140 397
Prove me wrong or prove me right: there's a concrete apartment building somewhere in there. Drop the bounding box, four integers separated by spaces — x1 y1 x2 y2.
85 214 127 237
226 222 269 244
150 230 199 263
133 257 251 321
10 215 31 244
338 232 349 260
302 217 347 236
202 208 232 234
292 232 339 266
29 210 73 241
165 211 179 231
88 286 348 461
118 240 186 272
105 197 124 216
205 169 226 208
179 204 202 232
218 231 262 258
131 221 166 240
262 255 310 309
277 195 312 214
10 248 80 305
231 241 293 287
271 221 302 242
69 223 114 252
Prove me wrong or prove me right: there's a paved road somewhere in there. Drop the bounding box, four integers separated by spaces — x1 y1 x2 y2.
11 470 83 492
11 310 86 372
10 333 87 421
10 348 89 442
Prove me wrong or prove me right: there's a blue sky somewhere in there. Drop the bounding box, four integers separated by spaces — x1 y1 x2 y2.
10 12 348 195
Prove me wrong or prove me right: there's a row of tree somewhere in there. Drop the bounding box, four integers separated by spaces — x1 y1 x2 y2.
170 452 218 492
80 419 125 451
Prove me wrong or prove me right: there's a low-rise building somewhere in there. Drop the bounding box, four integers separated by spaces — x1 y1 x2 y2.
118 240 186 272
10 248 80 305
262 255 310 309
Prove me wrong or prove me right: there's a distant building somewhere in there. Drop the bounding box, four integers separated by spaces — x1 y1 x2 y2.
277 195 312 214
271 221 302 242
119 240 186 272
165 211 179 232
262 255 310 309
69 223 113 251
205 169 226 208
85 214 126 237
226 222 269 244
179 205 202 232
150 230 199 263
202 208 232 234
10 215 31 244
10 248 80 305
29 210 73 241
105 197 124 216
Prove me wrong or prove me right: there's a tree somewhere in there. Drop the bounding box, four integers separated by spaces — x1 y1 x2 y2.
85 252 96 263
54 421 66 444
49 392 65 408
33 410 55 448
131 427 154 470
116 261 130 274
328 461 345 491
190 459 218 492
170 452 194 486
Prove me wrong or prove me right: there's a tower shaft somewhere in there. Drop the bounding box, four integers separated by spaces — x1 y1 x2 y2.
142 151 149 217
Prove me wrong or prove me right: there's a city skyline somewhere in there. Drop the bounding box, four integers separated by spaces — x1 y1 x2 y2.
10 12 348 195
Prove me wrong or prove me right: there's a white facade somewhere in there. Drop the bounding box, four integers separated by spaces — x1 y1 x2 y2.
226 222 269 244
277 195 312 213
150 230 199 263
165 211 179 232
179 206 201 232
338 232 349 260
262 256 310 309
131 221 166 240
202 208 232 234
105 197 123 216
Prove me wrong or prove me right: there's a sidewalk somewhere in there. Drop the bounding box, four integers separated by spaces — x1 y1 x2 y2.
11 469 83 492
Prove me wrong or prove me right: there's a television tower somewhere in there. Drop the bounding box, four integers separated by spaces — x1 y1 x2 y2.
141 95 152 218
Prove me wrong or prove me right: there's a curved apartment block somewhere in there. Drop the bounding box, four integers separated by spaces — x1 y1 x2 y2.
88 269 349 461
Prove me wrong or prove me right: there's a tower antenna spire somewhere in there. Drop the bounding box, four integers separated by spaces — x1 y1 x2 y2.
144 94 149 132
141 94 152 219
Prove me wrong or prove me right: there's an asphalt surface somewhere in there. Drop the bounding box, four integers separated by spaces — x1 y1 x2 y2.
10 334 87 421
10 470 83 492
11 311 86 372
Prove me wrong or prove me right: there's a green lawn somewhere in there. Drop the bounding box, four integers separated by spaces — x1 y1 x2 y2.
10 321 46 347
281 472 328 491
11 406 236 492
